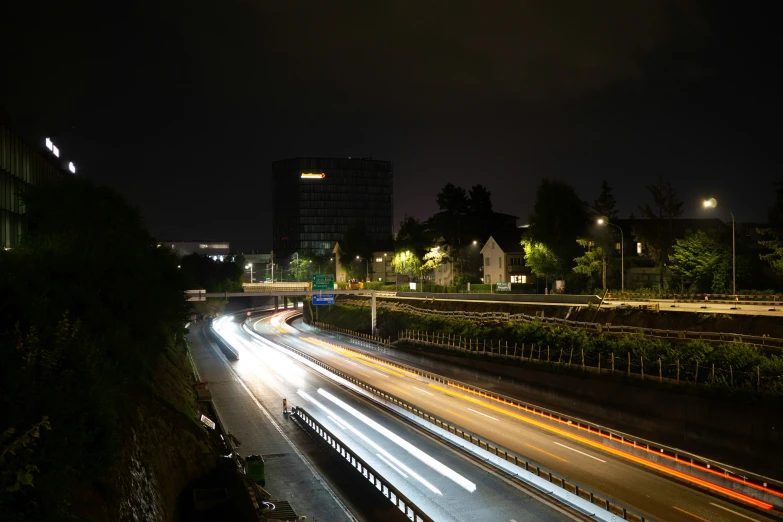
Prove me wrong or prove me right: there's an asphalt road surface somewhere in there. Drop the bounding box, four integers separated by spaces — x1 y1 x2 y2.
213 316 587 522
246 311 781 522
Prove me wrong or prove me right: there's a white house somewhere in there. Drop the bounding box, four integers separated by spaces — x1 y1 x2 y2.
479 234 531 285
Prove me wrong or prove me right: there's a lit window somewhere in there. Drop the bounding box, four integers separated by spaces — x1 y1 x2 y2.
616 242 621 251
511 275 527 283
637 242 643 255
375 257 383 262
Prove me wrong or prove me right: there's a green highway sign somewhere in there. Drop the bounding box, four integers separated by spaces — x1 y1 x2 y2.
312 273 335 290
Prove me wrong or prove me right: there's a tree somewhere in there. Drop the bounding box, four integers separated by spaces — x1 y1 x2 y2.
468 184 493 215
635 175 684 287
395 216 427 260
391 250 422 279
667 229 729 293
421 246 447 272
432 183 469 254
520 239 560 280
591 180 619 221
338 221 372 278
528 179 589 277
0 177 190 519
180 253 244 292
758 228 783 276
572 239 607 291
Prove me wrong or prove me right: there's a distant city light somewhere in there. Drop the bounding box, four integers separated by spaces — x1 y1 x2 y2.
52 145 59 157
68 162 76 174
301 172 326 179
45 137 53 151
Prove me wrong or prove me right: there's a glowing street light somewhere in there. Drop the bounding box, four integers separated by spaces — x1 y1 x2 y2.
597 218 624 293
356 255 369 281
703 198 736 300
245 263 254 283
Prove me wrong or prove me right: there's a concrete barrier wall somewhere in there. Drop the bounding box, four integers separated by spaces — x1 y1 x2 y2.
381 346 782 478
395 292 601 305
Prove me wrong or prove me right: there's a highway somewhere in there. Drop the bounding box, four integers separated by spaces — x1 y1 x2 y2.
212 314 587 522
246 311 781 522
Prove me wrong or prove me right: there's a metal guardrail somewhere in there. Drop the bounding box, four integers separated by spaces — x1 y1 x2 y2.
292 406 435 522
246 319 651 521
339 298 783 351
611 293 783 305
302 319 783 510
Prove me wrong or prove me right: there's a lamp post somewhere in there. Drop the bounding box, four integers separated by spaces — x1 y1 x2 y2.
356 255 369 281
597 218 624 294
703 198 736 299
245 263 254 283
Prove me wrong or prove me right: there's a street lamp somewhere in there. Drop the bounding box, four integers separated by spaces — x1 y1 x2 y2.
356 255 369 281
597 218 624 294
703 198 736 299
245 263 254 283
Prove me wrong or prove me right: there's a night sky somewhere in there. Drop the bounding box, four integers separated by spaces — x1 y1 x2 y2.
2 1 779 252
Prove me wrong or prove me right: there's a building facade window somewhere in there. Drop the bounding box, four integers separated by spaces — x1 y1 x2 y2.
511 275 527 283
485 256 490 266
498 257 502 268
637 242 643 255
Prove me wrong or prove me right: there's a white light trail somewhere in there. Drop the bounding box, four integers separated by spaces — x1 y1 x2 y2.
317 388 477 493
297 390 442 495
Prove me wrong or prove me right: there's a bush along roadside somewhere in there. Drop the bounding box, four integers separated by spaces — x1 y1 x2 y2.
304 300 783 396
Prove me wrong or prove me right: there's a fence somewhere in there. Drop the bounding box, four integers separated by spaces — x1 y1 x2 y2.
292 407 434 522
610 292 783 306
334 297 783 351
396 329 783 393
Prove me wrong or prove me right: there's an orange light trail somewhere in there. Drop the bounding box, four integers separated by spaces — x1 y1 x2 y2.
443 381 783 501
428 382 774 510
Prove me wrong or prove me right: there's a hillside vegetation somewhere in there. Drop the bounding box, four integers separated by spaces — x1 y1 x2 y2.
0 178 214 521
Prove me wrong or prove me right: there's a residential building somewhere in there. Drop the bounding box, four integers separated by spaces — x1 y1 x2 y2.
272 157 394 259
479 233 531 285
371 251 395 283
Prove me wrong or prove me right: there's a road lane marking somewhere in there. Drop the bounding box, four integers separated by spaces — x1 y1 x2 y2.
467 408 499 421
427 382 774 510
445 409 474 424
673 505 711 521
552 441 606 463
525 443 569 463
411 386 434 396
709 503 760 521
371 369 390 378
376 453 409 479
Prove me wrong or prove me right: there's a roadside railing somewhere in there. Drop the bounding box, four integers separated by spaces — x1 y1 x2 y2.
609 292 783 306
292 406 435 522
296 319 783 510
396 329 783 393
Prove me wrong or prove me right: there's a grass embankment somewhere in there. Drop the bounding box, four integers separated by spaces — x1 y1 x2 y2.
305 300 783 396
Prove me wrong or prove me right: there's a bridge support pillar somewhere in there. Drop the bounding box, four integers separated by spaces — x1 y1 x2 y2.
274 296 279 311
371 291 377 336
